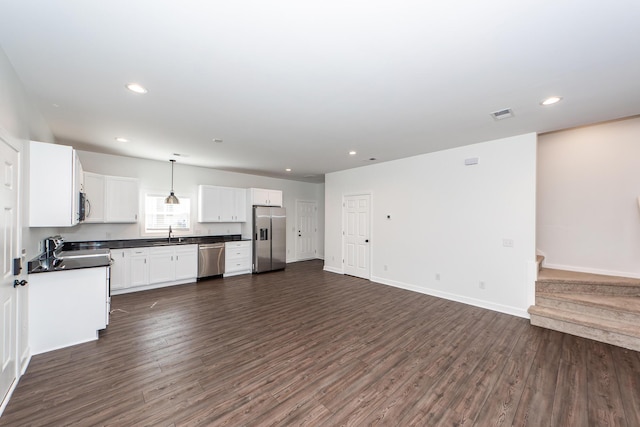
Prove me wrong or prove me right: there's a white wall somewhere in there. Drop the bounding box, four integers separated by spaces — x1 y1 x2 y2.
537 116 640 278
325 133 537 318
61 150 325 261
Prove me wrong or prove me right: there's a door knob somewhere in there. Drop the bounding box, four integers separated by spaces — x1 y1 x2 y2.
13 279 28 288
365 239 369 243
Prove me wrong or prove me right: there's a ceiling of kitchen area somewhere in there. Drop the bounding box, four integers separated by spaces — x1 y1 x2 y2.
1 1 639 183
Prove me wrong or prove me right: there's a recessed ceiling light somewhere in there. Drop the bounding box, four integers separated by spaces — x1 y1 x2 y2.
115 137 128 143
285 168 292 172
212 138 223 143
541 96 562 106
173 153 189 157
126 83 148 94
52 103 60 108
349 150 357 155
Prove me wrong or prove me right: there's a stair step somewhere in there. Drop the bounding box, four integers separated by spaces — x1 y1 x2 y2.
536 293 640 324
536 280 640 296
528 305 640 352
536 255 544 273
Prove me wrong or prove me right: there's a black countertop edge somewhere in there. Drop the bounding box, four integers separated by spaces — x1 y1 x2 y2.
62 234 246 250
28 255 111 274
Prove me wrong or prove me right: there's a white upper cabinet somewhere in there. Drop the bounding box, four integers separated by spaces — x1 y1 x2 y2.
84 173 139 223
198 185 246 222
105 176 139 222
83 172 105 223
250 188 282 207
29 141 83 227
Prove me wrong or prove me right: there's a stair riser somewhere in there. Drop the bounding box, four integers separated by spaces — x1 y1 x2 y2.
536 282 640 296
535 296 640 324
530 314 640 352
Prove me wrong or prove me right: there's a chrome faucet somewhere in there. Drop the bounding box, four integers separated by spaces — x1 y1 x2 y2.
168 225 173 243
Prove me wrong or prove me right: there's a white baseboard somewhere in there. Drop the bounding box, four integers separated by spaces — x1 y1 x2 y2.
543 262 640 279
369 275 530 319
323 265 343 274
111 278 196 295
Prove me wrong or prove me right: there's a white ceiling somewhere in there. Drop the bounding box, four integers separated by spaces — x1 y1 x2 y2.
1 1 639 183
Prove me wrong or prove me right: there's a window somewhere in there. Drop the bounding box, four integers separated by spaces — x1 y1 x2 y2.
144 194 191 232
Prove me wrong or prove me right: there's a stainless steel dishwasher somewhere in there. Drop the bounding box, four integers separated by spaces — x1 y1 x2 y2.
197 243 225 279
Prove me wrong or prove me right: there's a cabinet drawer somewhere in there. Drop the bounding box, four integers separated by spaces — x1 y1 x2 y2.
226 259 251 273
225 241 251 249
226 247 250 261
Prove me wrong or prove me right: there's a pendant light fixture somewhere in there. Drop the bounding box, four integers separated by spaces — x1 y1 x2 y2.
165 159 179 204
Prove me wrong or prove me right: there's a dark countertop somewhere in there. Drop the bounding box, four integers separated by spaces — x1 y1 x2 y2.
28 249 112 274
28 234 250 274
63 234 245 250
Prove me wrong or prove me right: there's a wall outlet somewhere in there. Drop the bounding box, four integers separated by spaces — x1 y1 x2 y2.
479 281 486 289
384 265 388 271
502 238 514 247
332 256 335 261
435 273 440 280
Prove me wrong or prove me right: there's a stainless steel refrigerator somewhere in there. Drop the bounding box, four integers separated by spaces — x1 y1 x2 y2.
253 206 286 273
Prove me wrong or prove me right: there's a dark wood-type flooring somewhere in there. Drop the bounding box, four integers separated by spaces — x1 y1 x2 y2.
2 260 639 426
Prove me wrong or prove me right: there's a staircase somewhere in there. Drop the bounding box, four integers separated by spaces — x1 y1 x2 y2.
528 259 640 352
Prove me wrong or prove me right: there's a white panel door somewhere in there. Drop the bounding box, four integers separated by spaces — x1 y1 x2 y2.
0 137 19 405
343 194 370 279
295 200 317 261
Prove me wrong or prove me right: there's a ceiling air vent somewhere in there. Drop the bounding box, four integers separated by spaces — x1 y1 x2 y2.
490 108 514 120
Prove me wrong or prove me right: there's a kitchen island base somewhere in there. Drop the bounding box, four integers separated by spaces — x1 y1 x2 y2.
28 266 109 355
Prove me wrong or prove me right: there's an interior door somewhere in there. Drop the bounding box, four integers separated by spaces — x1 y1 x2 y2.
0 136 19 405
343 194 370 279
295 200 317 261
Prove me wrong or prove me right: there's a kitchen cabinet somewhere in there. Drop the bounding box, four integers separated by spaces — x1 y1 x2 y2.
149 247 175 284
175 245 198 280
29 141 83 227
149 245 198 284
110 244 198 294
250 188 282 207
129 248 149 287
83 172 105 222
28 266 109 354
105 176 139 222
83 173 139 223
110 248 129 290
198 185 246 222
224 241 252 277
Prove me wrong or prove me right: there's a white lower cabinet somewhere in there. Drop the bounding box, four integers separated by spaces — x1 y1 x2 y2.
111 244 197 294
149 245 198 284
29 267 109 354
224 241 252 277
110 248 130 290
175 245 199 280
149 247 175 284
129 248 150 287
